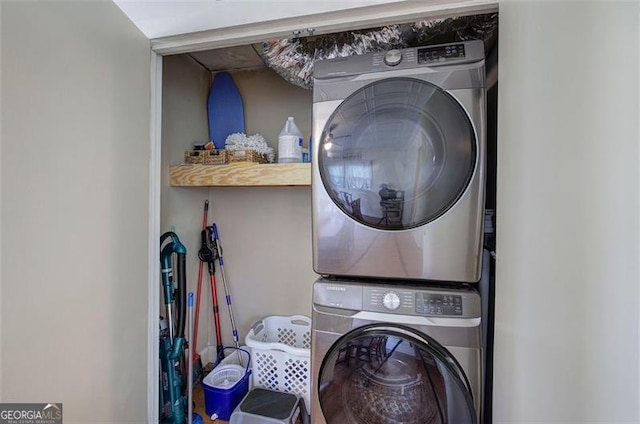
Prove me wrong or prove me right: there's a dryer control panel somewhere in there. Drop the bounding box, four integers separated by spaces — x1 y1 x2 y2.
313 39 485 79
418 43 466 64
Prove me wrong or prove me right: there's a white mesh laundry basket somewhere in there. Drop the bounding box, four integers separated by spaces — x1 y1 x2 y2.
245 315 311 411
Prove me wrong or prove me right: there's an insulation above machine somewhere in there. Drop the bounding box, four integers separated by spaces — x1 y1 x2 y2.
256 14 498 89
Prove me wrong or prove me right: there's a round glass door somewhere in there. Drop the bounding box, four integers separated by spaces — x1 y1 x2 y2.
318 78 476 230
318 324 476 424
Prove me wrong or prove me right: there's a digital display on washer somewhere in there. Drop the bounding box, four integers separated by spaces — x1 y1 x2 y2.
415 293 463 316
418 44 466 63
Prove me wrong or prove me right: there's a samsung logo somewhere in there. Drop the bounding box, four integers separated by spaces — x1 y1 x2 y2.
326 286 346 292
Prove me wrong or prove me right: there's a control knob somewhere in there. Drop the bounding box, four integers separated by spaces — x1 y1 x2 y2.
384 49 403 66
382 292 401 310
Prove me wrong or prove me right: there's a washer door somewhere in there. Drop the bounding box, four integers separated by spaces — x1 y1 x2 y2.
317 324 476 424
318 77 476 230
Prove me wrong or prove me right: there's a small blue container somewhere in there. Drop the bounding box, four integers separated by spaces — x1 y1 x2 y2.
202 348 251 421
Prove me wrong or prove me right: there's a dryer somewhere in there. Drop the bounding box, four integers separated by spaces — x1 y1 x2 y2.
312 40 487 283
311 278 482 423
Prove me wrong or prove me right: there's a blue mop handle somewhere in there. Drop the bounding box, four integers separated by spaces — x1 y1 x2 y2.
212 223 223 265
211 223 242 366
212 224 236 342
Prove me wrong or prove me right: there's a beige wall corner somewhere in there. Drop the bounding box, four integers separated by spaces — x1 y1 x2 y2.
1 1 150 421
0 0 3 402
494 1 639 422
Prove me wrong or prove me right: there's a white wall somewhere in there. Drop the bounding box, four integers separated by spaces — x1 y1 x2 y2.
494 1 639 422
0 2 150 422
0 0 3 401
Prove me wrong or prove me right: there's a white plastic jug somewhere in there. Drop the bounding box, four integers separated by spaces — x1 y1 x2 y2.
278 117 303 163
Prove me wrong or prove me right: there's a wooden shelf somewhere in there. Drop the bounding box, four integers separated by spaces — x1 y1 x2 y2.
169 163 311 187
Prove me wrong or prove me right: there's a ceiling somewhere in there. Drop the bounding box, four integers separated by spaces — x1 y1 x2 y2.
189 44 265 72
112 0 404 40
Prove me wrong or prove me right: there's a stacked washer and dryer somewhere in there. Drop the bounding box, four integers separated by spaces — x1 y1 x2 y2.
310 40 488 424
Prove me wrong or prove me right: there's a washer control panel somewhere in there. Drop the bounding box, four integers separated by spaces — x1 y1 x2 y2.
382 292 401 310
364 287 465 316
415 293 463 316
314 279 481 318
369 288 413 312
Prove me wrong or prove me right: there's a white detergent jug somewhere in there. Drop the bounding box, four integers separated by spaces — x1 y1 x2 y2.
278 117 303 163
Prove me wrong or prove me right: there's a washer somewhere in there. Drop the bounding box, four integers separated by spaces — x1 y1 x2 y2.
311 278 482 424
312 40 487 283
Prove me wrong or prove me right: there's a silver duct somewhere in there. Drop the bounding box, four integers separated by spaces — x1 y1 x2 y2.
256 14 498 90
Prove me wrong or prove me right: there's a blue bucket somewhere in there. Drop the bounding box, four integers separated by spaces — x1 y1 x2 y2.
201 347 251 421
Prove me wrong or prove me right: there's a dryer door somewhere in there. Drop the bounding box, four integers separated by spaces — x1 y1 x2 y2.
317 324 477 424
318 77 476 230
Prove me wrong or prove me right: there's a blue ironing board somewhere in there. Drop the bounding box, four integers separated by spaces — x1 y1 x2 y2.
207 72 245 149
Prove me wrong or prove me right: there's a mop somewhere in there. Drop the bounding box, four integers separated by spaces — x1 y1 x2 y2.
212 223 243 366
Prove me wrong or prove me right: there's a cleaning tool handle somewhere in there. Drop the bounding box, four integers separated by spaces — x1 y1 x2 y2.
160 231 186 255
194 199 209 362
212 224 223 265
176 252 187 339
188 292 194 424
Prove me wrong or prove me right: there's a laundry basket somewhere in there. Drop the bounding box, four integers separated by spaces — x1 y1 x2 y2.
245 315 311 411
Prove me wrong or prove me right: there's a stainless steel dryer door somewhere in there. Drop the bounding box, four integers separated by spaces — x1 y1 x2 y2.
317 324 477 424
318 77 476 230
